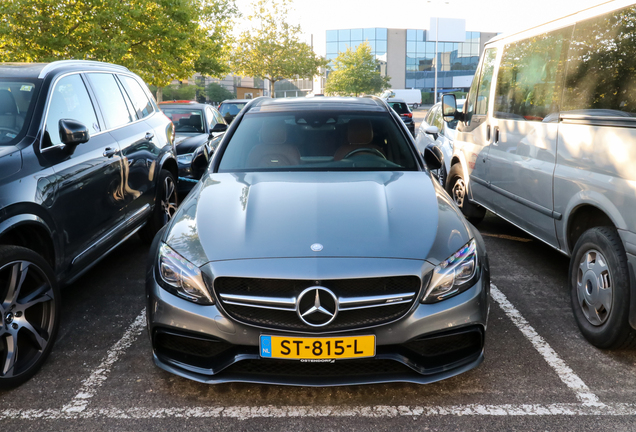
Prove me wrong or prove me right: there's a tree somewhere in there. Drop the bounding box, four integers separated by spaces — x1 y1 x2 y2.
231 0 327 96
325 42 391 97
206 82 235 102
0 0 237 92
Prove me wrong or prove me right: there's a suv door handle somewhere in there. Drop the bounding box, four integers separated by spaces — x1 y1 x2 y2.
145 132 154 140
103 147 117 158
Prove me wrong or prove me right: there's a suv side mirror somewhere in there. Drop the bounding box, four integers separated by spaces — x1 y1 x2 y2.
442 94 459 122
210 123 228 134
190 144 210 179
424 145 443 171
59 119 90 145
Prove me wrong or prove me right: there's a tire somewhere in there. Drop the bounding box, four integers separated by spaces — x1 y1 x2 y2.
569 227 636 349
437 164 448 188
0 245 60 389
139 169 178 244
445 164 486 224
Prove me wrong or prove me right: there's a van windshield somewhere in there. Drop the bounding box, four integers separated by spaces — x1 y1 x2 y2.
0 79 39 145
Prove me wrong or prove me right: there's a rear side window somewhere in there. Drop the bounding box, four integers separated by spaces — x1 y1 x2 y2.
388 102 409 114
86 73 134 129
119 75 154 119
494 28 570 121
562 5 636 116
45 74 100 147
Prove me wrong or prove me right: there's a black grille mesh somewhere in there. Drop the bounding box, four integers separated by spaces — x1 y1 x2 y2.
214 276 421 332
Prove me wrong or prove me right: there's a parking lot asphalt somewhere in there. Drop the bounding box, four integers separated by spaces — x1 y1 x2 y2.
2 213 636 430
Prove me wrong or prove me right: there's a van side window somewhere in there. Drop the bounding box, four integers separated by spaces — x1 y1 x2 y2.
465 48 497 123
563 5 636 116
494 28 571 122
86 73 134 129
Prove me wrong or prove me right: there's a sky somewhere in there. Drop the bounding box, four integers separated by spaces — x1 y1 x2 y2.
234 0 611 55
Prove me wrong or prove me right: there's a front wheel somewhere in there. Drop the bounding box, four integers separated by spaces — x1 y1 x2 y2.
569 227 636 349
0 245 60 389
445 164 485 224
139 169 178 243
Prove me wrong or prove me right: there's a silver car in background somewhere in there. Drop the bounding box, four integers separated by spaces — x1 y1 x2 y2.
146 96 490 386
444 1 636 349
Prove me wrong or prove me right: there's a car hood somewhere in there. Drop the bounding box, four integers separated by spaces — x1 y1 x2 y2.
174 133 207 155
165 171 471 265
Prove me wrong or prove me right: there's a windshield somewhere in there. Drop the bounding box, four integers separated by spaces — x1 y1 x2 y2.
0 80 39 145
160 108 204 133
218 111 418 172
219 102 246 117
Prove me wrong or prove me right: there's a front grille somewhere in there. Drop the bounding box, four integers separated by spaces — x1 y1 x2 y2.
154 329 233 368
214 276 421 332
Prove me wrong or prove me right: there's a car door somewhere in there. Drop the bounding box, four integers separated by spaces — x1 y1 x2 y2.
454 47 499 205
486 28 570 248
86 72 156 221
43 73 126 268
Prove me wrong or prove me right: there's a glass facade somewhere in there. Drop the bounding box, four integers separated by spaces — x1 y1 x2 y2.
326 28 388 73
405 30 481 91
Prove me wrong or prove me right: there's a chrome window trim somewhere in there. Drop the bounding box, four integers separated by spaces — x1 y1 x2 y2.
39 71 158 153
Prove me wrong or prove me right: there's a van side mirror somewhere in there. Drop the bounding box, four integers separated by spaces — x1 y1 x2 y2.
424 145 443 171
59 119 90 145
442 94 460 122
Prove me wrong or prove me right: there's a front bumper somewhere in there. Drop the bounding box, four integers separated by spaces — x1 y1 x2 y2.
146 256 489 386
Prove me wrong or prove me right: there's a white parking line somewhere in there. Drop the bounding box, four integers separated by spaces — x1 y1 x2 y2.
490 285 602 406
2 403 636 420
61 309 147 414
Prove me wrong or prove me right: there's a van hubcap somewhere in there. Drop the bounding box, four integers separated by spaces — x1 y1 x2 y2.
452 178 466 207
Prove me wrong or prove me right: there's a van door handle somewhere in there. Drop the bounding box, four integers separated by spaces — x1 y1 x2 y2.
145 132 154 140
486 125 491 142
493 126 500 145
103 147 117 158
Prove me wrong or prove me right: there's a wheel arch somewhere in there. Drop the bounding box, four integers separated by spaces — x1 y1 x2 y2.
0 215 57 272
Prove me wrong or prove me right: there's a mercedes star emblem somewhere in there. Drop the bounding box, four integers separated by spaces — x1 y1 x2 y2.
296 286 338 327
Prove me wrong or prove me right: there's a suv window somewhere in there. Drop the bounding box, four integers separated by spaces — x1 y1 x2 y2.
119 75 154 119
388 102 409 115
86 73 134 129
495 28 570 121
562 4 636 115
45 74 100 147
0 79 39 145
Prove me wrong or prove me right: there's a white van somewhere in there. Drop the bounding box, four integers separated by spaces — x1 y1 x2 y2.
382 89 422 108
443 0 636 349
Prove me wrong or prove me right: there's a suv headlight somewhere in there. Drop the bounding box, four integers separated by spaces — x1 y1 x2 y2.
158 243 214 304
422 239 478 303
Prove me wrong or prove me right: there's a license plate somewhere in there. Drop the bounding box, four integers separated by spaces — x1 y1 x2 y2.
259 335 375 360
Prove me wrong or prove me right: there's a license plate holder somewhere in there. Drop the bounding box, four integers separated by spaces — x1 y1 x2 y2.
259 335 375 360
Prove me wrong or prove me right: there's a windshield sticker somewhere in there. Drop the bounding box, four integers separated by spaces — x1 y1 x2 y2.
20 85 33 92
5 133 16 138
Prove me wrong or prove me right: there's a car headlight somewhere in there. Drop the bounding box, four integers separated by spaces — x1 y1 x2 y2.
157 243 214 304
177 153 194 165
422 239 478 303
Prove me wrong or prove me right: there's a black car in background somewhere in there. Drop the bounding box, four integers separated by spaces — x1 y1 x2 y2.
0 60 178 388
387 98 415 136
158 101 227 197
217 99 249 124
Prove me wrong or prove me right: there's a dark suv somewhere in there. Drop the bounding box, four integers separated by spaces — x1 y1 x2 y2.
0 61 178 387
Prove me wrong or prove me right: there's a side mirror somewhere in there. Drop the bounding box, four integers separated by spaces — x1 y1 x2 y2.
190 144 210 179
210 123 228 134
424 125 439 135
59 119 90 145
424 144 443 171
442 94 459 122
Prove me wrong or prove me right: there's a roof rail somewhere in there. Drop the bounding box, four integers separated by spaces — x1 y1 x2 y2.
37 60 130 79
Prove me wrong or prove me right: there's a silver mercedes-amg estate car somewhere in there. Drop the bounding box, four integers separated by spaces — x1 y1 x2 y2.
145 96 490 385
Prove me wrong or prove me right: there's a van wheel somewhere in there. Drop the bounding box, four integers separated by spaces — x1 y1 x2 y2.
445 164 486 224
569 227 636 349
0 245 60 389
139 169 178 243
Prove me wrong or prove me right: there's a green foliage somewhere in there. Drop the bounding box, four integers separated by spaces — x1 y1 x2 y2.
325 42 391 97
206 82 235 102
421 92 434 104
231 0 327 95
0 0 237 87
